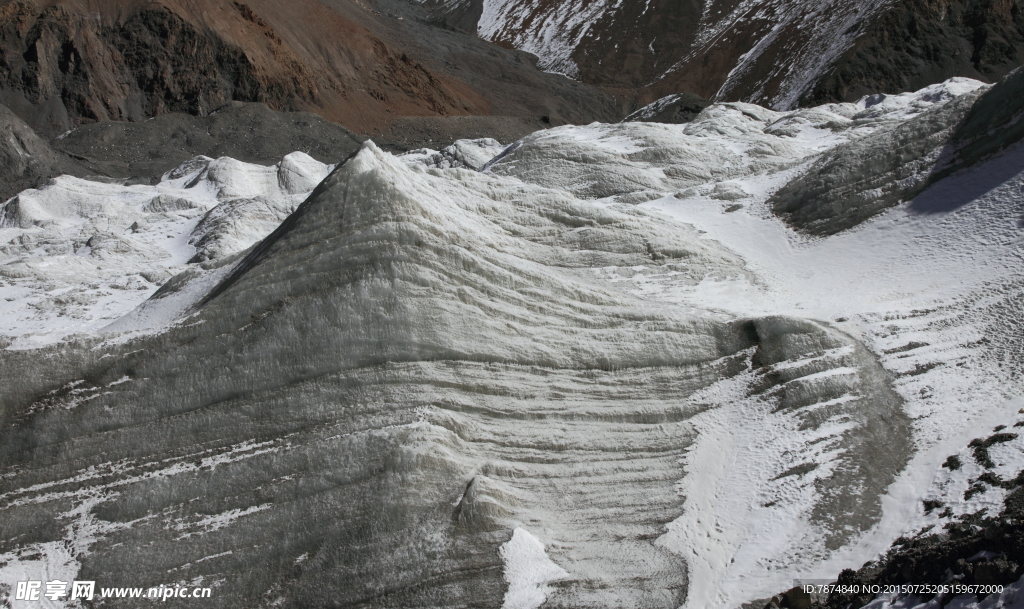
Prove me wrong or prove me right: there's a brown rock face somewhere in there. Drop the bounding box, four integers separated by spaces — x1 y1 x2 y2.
5 0 1017 140
0 0 505 136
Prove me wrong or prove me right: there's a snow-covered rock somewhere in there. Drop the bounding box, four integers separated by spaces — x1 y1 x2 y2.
400 138 507 170
451 0 948 112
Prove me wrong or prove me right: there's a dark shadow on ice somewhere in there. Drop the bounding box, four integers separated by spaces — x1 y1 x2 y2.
909 141 1024 215
911 66 1024 215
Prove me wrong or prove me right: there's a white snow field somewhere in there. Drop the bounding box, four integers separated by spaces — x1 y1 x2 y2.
1 76 1023 609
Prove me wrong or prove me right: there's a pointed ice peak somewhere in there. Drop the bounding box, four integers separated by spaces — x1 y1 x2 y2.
346 139 385 172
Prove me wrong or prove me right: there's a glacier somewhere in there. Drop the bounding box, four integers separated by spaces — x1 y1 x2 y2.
0 152 333 347
1 74 1023 609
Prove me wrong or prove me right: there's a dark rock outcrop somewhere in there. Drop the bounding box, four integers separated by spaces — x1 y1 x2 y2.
623 93 711 124
0 101 85 200
765 428 1024 609
823 544 1023 609
804 0 1024 105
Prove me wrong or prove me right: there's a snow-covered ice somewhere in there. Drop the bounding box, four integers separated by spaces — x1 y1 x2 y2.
1 77 1022 609
481 76 1023 607
0 152 333 347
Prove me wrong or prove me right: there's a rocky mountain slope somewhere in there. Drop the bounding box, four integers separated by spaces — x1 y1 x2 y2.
1 70 1023 609
2 0 1023 144
427 0 1024 110
0 0 621 138
0 101 87 200
0 99 368 200
804 0 1024 106
4 0 1023 149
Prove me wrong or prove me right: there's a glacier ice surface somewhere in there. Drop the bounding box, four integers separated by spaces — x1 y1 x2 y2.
0 152 332 346
1 76 1023 609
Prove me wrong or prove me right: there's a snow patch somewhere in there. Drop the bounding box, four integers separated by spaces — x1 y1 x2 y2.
499 528 569 609
0 543 79 609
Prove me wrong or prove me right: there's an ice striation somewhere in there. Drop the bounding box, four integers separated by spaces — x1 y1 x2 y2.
487 78 987 203
1 75 1024 609
772 72 1024 235
400 138 508 171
